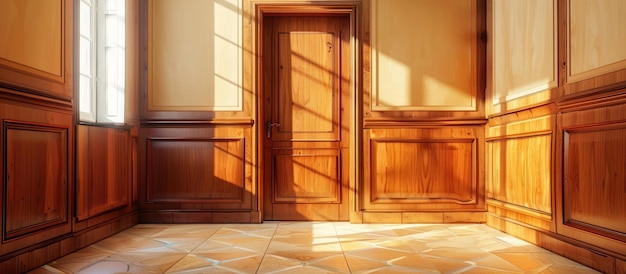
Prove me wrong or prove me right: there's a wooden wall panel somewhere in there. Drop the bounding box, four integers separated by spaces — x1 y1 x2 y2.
362 127 484 211
0 0 72 99
3 122 68 240
488 135 552 213
88 128 130 216
563 124 626 242
147 0 242 112
558 94 626 255
273 149 340 203
485 110 556 231
0 0 61 76
371 140 473 202
563 127 626 237
371 0 477 111
0 99 73 256
147 138 245 202
489 0 557 108
77 126 132 221
568 0 626 83
138 125 255 216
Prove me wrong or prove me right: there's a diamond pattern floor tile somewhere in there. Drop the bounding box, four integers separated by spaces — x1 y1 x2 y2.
28 222 601 274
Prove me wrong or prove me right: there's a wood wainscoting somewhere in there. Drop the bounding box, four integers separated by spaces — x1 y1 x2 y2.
355 0 487 223
485 0 626 272
557 90 626 257
486 104 557 232
357 125 486 223
0 96 74 256
138 124 258 223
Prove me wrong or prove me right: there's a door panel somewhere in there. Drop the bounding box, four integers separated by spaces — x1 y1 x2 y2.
273 149 341 203
263 15 350 221
276 32 338 141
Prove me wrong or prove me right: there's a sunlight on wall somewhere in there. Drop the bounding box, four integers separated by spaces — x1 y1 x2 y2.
491 0 556 105
371 0 476 111
148 0 242 111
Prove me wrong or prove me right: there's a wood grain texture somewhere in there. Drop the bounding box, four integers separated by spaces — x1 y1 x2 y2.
277 31 336 138
273 150 340 203
558 97 626 255
487 203 553 231
568 0 626 82
0 99 73 256
138 124 254 216
362 127 484 211
77 126 132 221
564 127 626 237
3 122 68 239
371 0 477 111
262 15 351 221
147 138 245 202
487 134 552 213
0 0 62 76
0 0 72 99
371 140 474 202
490 0 557 105
486 108 556 231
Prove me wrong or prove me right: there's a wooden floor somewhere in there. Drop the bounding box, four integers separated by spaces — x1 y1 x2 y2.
28 222 599 273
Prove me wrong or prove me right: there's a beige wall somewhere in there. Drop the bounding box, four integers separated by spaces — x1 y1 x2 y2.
148 0 243 111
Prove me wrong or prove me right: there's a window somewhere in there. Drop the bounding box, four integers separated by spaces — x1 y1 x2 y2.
79 0 125 124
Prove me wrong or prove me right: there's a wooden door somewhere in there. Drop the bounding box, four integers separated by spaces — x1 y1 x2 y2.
262 15 351 221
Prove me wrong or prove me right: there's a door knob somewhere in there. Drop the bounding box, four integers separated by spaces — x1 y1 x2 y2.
266 121 280 139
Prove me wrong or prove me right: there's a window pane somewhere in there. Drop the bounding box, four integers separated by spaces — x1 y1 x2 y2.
106 0 117 11
79 75 95 122
79 1 92 38
79 37 91 76
99 0 125 123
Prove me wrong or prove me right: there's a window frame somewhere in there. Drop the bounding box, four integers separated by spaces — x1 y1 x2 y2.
78 0 126 125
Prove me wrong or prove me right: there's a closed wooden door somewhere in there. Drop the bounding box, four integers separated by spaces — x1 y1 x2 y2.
262 15 351 221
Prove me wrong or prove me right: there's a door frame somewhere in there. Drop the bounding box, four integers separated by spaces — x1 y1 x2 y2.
253 1 363 221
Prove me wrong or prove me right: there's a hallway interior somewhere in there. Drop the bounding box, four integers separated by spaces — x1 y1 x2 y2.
29 222 598 273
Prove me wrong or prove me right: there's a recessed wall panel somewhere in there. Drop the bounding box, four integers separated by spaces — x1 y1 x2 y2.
371 0 476 111
273 151 340 203
146 138 245 202
568 0 626 82
370 140 474 203
148 0 242 111
491 0 556 104
3 122 68 240
0 0 62 77
564 127 626 237
488 134 552 214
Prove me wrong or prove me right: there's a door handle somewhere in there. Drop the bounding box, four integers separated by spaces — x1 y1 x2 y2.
266 121 280 139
